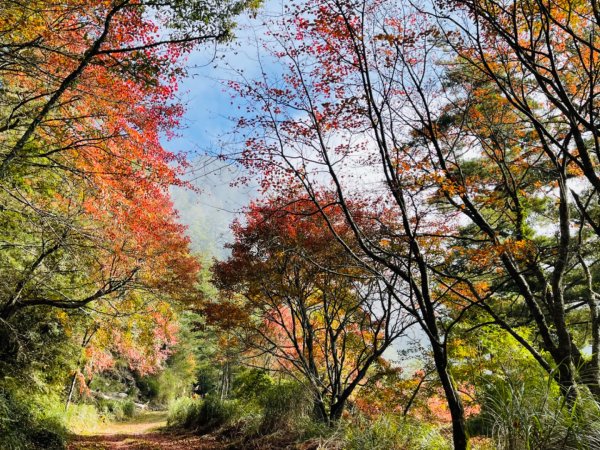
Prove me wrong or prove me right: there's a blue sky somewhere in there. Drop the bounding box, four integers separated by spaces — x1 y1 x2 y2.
165 3 420 362
167 8 270 258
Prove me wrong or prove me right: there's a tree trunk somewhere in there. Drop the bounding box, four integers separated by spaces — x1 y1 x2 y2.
65 327 96 410
579 255 600 402
65 372 78 411
581 359 600 402
555 351 579 405
329 398 346 424
220 361 230 400
432 344 469 450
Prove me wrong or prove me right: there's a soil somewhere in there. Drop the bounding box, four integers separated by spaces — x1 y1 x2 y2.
67 411 226 450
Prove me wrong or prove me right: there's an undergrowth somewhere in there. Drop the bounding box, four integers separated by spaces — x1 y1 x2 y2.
167 388 452 449
0 389 66 450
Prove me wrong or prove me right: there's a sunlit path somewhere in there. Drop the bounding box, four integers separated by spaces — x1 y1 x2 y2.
68 411 224 450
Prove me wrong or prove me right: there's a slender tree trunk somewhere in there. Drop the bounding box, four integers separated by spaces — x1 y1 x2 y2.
431 343 469 450
65 372 78 411
579 255 600 401
65 326 96 410
220 361 231 400
403 373 426 417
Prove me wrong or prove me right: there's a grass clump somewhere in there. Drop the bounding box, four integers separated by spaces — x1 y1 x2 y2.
258 381 313 434
64 403 103 435
167 395 238 432
96 398 137 421
167 396 197 427
344 414 448 450
474 377 600 450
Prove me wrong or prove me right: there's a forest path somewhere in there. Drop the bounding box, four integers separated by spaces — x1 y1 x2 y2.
67 411 224 450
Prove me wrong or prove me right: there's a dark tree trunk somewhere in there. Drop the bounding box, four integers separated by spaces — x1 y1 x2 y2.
581 359 600 402
329 398 346 424
555 352 579 404
432 343 468 450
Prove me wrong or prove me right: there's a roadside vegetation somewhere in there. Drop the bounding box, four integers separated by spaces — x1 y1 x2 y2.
3 0 600 449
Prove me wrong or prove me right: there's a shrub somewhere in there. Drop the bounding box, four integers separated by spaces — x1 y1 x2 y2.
167 395 238 432
167 396 197 427
140 354 197 406
122 399 136 418
0 389 66 450
197 396 238 431
344 414 448 450
136 376 160 402
168 381 324 441
64 403 103 435
96 398 136 421
232 368 273 401
258 381 313 433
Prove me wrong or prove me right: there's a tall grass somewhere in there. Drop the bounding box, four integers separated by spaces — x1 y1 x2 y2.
96 398 136 421
258 381 313 433
477 377 600 449
343 414 448 450
167 395 239 431
64 403 103 435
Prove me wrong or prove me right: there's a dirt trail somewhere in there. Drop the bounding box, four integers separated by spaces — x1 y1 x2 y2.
67 411 224 450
